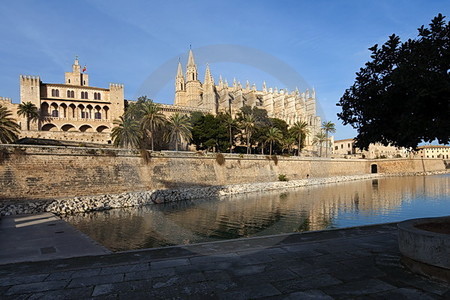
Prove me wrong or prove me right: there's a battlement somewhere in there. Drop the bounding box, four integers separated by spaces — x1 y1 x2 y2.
109 83 124 90
20 75 41 83
0 97 13 103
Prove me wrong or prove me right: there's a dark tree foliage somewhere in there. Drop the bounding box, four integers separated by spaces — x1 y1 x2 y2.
190 113 231 152
337 14 450 149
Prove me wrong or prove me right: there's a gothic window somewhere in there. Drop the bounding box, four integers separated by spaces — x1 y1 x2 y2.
94 112 101 119
67 90 71 98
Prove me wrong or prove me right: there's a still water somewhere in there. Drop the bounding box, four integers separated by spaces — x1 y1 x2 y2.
66 174 449 251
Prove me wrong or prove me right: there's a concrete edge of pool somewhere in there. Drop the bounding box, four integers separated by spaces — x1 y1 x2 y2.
1 214 449 299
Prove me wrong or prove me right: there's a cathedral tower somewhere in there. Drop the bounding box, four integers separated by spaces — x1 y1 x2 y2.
184 49 202 107
174 61 186 106
202 64 217 113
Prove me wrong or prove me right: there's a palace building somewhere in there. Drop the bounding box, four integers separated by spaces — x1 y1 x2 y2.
1 58 124 144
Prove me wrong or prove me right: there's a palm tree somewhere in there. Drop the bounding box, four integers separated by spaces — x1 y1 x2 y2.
265 127 283 155
240 114 255 154
313 130 327 157
140 101 166 151
17 102 39 131
166 113 192 151
0 105 20 143
281 136 296 155
322 121 336 157
111 116 142 148
290 121 309 156
223 112 235 153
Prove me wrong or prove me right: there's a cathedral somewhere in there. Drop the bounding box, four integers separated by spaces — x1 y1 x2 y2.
174 49 322 148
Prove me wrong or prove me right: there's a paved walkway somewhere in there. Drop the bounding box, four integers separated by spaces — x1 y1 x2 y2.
0 217 449 299
0 213 110 264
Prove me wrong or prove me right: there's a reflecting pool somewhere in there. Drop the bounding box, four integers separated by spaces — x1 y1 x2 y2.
65 174 449 251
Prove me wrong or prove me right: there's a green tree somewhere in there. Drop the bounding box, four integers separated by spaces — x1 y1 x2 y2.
0 105 20 143
290 121 309 155
140 100 166 151
281 136 296 155
265 127 283 155
321 121 336 157
240 114 255 154
313 130 327 157
111 116 142 148
221 112 236 153
17 102 39 131
166 113 192 151
337 14 450 149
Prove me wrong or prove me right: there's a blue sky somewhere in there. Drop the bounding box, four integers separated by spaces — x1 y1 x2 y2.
0 0 448 140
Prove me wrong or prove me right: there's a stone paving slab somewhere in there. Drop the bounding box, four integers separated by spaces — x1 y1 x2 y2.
0 221 449 299
0 213 110 264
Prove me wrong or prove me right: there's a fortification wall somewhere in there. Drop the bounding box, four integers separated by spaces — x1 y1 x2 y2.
0 145 445 201
19 131 111 144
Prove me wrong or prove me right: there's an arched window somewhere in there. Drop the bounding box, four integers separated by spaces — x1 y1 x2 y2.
67 90 71 98
52 110 58 117
71 90 74 98
55 89 59 97
97 93 101 100
81 92 85 99
103 106 109 119
69 104 76 118
68 79 71 83
51 89 55 97
94 105 101 119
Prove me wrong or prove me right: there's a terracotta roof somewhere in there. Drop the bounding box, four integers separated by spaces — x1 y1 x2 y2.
334 138 355 143
416 145 450 149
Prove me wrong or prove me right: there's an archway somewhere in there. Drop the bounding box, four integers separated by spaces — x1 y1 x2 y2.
61 124 76 132
371 164 378 174
79 125 93 132
41 123 57 131
96 125 109 133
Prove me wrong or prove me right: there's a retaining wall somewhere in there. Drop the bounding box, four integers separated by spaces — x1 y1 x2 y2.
0 145 446 201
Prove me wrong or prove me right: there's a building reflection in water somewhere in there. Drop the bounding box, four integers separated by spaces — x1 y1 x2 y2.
65 174 449 251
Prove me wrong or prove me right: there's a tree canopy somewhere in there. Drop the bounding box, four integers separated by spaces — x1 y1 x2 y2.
337 14 450 149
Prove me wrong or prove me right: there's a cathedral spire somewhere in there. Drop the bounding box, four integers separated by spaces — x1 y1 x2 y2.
186 49 198 81
187 49 196 67
176 60 183 78
204 63 214 85
175 60 185 92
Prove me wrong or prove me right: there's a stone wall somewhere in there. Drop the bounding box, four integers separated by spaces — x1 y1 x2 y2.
0 145 446 201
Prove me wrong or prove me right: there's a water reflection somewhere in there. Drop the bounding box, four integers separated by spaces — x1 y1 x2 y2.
66 174 449 251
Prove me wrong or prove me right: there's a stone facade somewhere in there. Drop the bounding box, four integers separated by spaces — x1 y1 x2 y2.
0 145 445 202
2 58 124 144
333 138 408 159
174 50 322 149
416 145 450 159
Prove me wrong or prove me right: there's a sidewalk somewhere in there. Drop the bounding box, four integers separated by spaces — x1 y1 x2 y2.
0 213 110 265
0 216 448 299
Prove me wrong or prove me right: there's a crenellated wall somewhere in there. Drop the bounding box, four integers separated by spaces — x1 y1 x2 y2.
0 145 446 201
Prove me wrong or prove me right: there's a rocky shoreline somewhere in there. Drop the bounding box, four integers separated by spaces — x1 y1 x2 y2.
1 171 447 216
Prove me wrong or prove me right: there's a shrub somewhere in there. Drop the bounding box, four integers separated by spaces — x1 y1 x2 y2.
215 153 225 165
278 174 288 181
0 148 10 163
140 149 152 164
